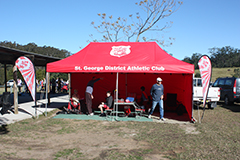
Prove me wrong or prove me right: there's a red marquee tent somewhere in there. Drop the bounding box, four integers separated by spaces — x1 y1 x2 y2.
47 42 194 120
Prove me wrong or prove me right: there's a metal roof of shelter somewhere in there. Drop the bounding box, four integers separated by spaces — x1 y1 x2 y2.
0 45 62 66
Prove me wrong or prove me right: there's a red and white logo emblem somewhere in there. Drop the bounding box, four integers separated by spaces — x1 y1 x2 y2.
110 46 131 57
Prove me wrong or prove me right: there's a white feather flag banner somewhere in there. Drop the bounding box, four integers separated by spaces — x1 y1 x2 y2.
198 55 212 109
15 56 36 102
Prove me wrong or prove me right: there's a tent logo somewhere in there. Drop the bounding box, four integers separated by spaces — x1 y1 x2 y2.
110 46 131 57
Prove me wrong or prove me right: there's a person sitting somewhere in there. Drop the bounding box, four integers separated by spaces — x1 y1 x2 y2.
98 91 113 117
68 89 81 111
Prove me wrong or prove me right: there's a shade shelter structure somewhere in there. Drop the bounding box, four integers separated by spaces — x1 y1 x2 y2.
47 42 194 121
0 45 61 114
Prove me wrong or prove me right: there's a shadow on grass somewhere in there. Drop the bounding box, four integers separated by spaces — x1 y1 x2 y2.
193 102 240 112
0 125 9 134
193 105 213 110
218 102 240 112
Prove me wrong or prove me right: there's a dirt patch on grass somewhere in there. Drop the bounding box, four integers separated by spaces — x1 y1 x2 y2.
178 123 200 134
0 113 168 160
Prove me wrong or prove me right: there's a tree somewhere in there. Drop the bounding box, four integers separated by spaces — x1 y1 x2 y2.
182 46 240 69
90 0 182 46
209 46 240 68
232 68 240 78
182 53 202 69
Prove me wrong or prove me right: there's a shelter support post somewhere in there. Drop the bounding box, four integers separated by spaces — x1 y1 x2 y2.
45 72 49 116
4 63 7 92
13 65 18 114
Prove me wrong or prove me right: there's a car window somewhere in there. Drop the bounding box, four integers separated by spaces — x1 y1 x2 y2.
218 79 225 86
197 79 202 87
225 79 232 86
237 79 240 87
212 79 219 87
193 79 196 86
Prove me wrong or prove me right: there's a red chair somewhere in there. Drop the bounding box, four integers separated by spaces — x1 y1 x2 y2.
104 106 113 113
124 106 131 117
67 98 81 113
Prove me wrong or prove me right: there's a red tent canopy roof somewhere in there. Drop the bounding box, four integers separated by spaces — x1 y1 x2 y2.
47 42 194 73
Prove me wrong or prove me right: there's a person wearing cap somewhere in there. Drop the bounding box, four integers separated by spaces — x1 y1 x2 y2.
148 77 165 121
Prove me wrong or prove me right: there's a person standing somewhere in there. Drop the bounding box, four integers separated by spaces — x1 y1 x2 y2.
40 79 43 91
17 79 22 92
43 78 46 91
51 78 56 94
140 86 148 109
148 77 165 121
85 76 103 116
57 78 61 93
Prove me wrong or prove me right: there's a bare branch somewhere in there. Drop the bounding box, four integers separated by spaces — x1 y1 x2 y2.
89 0 182 46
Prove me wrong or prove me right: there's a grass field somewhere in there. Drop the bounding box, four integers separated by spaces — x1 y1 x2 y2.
0 102 239 160
195 67 240 82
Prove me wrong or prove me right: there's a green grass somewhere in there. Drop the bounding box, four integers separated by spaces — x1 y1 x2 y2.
94 149 144 160
54 148 84 160
195 67 240 82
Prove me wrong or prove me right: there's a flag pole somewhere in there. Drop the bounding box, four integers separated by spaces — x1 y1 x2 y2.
34 65 37 119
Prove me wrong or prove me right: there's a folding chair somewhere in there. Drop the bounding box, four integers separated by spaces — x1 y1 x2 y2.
132 102 145 118
66 98 81 114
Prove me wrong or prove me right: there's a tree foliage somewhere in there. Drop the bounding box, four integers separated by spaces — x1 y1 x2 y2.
0 41 70 84
182 46 240 69
232 69 240 78
90 0 182 46
209 46 240 68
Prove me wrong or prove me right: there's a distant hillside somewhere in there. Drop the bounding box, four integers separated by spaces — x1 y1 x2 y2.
195 67 240 82
0 41 71 58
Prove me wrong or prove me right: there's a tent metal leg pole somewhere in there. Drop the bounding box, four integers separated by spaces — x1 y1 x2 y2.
45 72 49 117
125 73 127 97
116 72 119 121
68 73 71 99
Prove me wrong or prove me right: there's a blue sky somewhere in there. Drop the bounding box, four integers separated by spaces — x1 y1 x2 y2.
0 0 239 60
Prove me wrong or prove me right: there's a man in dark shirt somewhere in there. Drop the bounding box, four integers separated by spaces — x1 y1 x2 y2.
148 77 165 121
85 76 103 116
